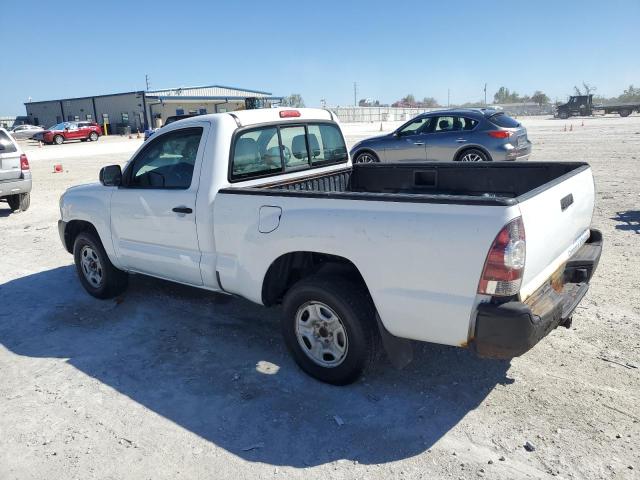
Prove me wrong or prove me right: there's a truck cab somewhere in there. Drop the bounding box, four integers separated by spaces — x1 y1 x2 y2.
556 95 593 119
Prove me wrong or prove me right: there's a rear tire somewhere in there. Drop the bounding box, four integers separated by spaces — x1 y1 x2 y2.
54 135 64 145
282 275 380 385
558 111 569 120
73 231 128 299
457 148 490 162
619 109 631 117
6 193 30 212
353 151 379 164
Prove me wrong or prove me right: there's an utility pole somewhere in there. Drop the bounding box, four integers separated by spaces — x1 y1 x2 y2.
447 89 450 108
484 83 487 106
145 74 150 91
353 82 358 106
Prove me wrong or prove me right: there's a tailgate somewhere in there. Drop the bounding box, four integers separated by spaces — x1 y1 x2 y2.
518 165 595 300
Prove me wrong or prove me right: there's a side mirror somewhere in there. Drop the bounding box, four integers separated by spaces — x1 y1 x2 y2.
99 165 122 186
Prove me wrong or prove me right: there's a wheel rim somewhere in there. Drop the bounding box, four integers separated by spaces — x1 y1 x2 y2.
55 136 63 144
295 301 348 368
460 152 483 162
90 133 98 141
80 246 103 288
355 153 376 164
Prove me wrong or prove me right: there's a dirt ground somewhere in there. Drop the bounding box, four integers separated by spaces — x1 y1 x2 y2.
1 115 638 480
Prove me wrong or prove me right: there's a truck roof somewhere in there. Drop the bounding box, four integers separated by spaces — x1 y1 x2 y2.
199 108 335 128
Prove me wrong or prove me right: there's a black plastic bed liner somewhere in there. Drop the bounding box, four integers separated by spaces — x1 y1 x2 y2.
220 162 590 206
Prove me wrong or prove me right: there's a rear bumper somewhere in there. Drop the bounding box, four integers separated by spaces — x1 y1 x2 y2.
472 228 602 359
0 177 32 197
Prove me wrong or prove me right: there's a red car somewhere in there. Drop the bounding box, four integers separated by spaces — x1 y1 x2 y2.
36 121 103 145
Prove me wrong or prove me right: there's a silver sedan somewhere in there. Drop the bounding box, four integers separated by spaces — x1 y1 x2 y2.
9 124 44 140
350 109 532 163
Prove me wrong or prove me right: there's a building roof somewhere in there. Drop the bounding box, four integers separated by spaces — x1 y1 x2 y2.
146 84 273 98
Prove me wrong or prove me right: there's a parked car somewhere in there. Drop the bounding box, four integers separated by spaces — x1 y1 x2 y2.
34 121 102 145
58 108 600 385
9 124 44 140
0 128 31 212
350 109 532 163
144 114 199 140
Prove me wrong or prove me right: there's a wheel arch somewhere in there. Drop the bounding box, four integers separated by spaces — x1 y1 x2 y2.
261 251 371 307
62 220 100 253
351 147 380 163
454 144 493 162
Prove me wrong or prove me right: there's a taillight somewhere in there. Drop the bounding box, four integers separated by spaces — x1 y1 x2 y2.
279 110 301 118
488 130 512 139
20 154 30 170
478 217 526 296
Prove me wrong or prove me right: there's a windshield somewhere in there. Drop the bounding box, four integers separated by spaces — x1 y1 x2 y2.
48 123 67 130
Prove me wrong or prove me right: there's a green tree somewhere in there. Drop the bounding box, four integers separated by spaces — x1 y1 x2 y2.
402 94 416 104
531 91 550 106
421 97 439 107
281 94 305 107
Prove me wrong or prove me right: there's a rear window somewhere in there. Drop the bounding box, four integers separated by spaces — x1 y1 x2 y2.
0 131 17 153
230 122 347 181
489 113 520 128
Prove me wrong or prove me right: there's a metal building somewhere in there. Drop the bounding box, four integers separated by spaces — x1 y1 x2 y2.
24 85 282 133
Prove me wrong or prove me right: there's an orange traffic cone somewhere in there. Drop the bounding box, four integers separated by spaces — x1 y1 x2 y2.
53 164 63 173
38 141 43 148
570 124 573 132
136 130 141 139
581 120 584 127
564 124 567 132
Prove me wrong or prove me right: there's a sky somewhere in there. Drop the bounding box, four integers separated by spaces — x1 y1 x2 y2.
1 0 639 115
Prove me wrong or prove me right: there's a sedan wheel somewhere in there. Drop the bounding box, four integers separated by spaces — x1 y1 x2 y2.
459 150 487 162
54 135 64 145
354 152 378 164
89 132 99 141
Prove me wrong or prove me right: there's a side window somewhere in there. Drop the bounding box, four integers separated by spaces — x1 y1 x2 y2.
127 127 203 189
307 124 348 165
280 126 309 171
232 127 282 178
398 116 431 136
434 116 458 132
462 118 478 130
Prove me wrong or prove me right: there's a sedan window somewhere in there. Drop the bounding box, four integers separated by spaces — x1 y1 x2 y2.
397 117 431 136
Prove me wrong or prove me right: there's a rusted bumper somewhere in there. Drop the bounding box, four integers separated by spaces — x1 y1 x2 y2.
472 229 602 359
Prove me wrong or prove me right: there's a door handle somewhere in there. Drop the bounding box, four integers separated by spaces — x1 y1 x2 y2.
413 142 425 146
172 206 193 214
456 138 467 143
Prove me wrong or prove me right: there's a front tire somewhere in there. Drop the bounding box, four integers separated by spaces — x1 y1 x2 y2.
457 148 490 162
6 192 30 212
73 231 128 299
282 275 380 385
353 151 379 164
54 135 64 145
89 131 99 141
558 111 569 120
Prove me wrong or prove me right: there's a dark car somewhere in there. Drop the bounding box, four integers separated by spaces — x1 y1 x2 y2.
34 121 103 145
350 109 532 163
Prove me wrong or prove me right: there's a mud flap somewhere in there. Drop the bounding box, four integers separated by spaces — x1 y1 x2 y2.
376 313 413 369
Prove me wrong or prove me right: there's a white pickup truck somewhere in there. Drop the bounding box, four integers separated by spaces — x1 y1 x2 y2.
58 108 602 384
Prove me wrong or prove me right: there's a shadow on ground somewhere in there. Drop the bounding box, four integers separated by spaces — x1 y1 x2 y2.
0 266 511 467
612 210 640 234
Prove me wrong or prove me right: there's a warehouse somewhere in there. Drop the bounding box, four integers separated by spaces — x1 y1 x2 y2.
24 85 282 133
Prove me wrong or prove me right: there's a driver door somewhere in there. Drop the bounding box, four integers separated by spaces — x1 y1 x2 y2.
384 115 432 162
110 125 207 285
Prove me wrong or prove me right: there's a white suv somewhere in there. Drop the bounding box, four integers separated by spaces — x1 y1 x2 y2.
0 128 32 212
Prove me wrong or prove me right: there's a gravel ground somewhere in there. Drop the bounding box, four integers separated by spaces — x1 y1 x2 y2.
1 116 638 480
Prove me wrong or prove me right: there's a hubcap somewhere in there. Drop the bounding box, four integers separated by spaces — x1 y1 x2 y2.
355 153 375 164
91 133 97 140
55 136 63 144
461 152 483 162
295 301 348 367
80 246 103 288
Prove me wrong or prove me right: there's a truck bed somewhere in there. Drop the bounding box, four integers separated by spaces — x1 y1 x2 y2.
222 162 590 206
